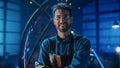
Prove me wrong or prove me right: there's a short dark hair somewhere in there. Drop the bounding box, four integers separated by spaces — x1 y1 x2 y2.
52 3 72 16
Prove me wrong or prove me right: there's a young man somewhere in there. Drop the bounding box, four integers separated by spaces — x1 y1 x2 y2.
36 3 91 68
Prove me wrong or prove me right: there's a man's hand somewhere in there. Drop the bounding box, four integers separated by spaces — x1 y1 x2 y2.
35 61 49 68
35 65 49 68
35 66 45 68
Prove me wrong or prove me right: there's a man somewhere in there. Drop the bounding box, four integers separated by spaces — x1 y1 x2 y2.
36 3 91 68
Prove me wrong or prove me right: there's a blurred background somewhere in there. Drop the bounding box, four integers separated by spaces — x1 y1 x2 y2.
0 0 120 68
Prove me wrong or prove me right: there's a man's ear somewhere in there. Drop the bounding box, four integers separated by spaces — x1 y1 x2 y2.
51 18 55 24
51 18 55 26
51 18 57 32
51 18 53 22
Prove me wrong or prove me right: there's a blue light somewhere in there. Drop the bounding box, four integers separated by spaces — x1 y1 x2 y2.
112 25 120 29
91 49 104 68
112 21 120 29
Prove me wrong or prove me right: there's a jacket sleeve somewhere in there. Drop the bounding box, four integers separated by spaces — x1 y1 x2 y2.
37 39 51 67
67 37 91 68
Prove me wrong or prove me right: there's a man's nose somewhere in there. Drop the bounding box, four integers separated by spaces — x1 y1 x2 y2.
60 17 66 23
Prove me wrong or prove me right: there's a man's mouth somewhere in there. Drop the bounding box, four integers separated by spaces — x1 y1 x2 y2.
60 23 66 26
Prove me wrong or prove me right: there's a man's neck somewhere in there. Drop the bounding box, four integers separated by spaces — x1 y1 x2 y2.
57 29 71 39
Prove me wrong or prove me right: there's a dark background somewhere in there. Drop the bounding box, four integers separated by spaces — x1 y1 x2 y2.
0 0 120 68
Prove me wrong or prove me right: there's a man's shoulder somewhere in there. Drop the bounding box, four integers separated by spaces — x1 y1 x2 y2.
43 36 56 43
48 36 56 40
73 34 89 41
41 36 56 48
73 34 91 50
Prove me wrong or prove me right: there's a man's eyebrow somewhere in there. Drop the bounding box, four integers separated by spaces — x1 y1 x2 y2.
55 15 61 16
55 14 70 16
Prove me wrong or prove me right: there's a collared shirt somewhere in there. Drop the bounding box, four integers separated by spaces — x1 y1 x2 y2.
38 34 91 68
51 34 74 55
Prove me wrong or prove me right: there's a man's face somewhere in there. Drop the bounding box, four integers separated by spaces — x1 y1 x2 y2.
53 9 73 32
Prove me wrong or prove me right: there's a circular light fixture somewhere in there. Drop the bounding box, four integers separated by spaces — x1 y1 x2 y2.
116 46 120 55
71 30 74 34
29 1 32 4
112 21 120 29
78 7 80 10
69 3 72 6
65 0 68 2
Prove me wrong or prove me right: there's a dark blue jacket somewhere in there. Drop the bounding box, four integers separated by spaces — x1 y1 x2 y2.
38 34 91 68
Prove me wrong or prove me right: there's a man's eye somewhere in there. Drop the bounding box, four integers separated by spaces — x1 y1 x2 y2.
54 16 60 19
56 16 61 19
54 15 71 20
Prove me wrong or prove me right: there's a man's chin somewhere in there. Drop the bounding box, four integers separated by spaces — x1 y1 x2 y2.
59 28 69 32
58 26 70 32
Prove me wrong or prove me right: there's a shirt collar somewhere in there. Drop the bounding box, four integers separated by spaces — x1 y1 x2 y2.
56 33 73 43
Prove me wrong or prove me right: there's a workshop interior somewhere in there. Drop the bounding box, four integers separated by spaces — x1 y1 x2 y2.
0 0 120 68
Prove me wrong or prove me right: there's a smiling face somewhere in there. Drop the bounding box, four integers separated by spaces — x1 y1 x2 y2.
53 9 73 33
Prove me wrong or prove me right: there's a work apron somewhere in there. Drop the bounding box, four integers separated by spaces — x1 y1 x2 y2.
49 36 74 68
49 53 73 68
